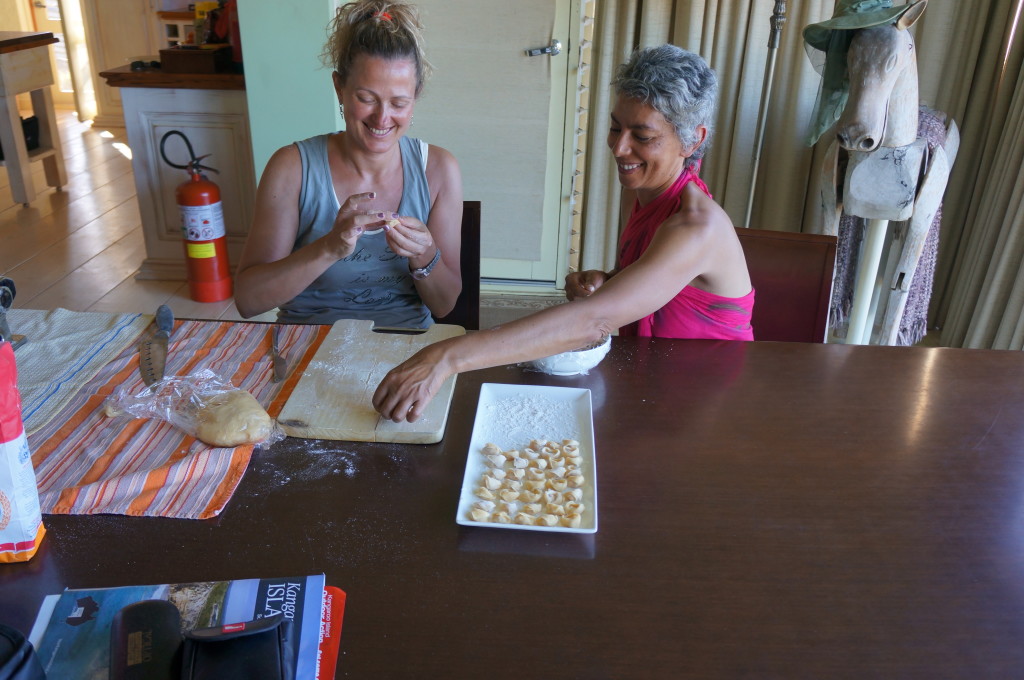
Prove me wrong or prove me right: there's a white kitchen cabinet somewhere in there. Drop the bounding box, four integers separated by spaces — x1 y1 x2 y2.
101 68 254 280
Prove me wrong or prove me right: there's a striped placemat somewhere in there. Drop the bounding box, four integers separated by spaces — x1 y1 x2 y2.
9 308 153 435
26 320 330 519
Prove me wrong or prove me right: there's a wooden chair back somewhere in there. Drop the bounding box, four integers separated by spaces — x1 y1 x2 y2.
735 227 837 343
432 201 480 330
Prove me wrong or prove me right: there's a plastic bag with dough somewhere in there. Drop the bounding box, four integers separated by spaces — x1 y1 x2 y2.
103 369 282 449
195 389 273 447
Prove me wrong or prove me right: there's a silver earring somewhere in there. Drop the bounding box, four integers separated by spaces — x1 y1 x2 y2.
339 103 344 115
411 115 414 126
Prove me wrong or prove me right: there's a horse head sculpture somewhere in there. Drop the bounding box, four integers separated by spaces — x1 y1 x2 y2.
836 3 927 151
804 0 929 151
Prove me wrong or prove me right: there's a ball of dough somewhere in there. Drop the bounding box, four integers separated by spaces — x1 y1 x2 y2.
194 389 273 447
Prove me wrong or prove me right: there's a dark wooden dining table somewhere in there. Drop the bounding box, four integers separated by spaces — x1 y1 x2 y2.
3 337 1024 678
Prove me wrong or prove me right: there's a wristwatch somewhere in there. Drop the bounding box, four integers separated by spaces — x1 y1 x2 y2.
410 248 441 280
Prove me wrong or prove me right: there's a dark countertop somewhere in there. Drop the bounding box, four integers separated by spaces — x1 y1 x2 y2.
99 64 244 91
0 31 57 55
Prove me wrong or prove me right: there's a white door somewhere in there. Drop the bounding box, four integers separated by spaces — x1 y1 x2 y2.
30 0 74 107
77 0 161 126
411 0 575 288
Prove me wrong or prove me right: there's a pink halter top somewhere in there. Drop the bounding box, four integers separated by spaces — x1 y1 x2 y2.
617 167 754 340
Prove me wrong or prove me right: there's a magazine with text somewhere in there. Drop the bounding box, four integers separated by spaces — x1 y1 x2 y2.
28 574 341 680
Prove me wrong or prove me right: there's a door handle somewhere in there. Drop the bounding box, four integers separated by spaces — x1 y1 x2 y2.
525 39 561 57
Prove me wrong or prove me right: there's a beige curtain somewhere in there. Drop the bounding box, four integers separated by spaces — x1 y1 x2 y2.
579 0 1024 349
920 0 1024 349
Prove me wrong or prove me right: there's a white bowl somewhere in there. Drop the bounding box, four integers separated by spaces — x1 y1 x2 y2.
529 335 611 376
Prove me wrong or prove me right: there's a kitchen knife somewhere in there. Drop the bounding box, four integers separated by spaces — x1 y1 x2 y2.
140 305 174 386
271 325 287 383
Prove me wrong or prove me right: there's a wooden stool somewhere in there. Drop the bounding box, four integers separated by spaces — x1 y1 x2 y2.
0 31 67 206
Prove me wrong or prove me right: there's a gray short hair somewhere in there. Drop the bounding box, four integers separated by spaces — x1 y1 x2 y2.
612 45 717 169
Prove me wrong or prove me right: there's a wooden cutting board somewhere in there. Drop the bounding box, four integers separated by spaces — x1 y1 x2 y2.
277 319 465 443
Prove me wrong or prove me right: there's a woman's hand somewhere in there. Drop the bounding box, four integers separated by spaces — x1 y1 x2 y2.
383 214 435 267
328 192 387 259
565 269 610 300
372 344 452 423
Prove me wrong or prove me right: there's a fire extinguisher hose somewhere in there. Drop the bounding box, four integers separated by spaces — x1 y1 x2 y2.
159 130 219 176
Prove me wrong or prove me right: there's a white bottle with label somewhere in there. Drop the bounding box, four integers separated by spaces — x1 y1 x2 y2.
0 341 45 563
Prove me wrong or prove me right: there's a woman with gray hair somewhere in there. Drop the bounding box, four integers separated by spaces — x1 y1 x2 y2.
565 43 751 338
373 45 754 423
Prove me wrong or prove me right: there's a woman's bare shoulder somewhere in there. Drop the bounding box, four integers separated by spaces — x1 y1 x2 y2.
425 143 460 178
263 143 302 179
255 143 303 206
425 143 462 205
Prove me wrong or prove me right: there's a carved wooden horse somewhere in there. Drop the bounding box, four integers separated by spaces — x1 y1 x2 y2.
814 0 959 344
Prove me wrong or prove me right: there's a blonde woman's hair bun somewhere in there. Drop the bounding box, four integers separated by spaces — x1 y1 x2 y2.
322 0 432 95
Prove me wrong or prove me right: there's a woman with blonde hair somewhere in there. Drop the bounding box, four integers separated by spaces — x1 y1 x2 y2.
235 0 462 327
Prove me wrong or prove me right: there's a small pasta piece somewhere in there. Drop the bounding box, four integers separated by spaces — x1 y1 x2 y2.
513 457 530 469
506 468 527 480
502 479 523 492
541 445 559 457
548 456 565 468
499 501 519 515
529 458 548 470
489 468 507 480
475 486 496 500
499 489 521 502
483 474 503 490
524 480 546 491
520 489 542 503
547 477 568 492
546 502 566 516
567 473 585 488
514 512 535 525
492 512 512 524
566 455 583 467
473 500 496 512
563 488 583 503
526 468 546 481
522 502 543 514
482 443 502 456
536 514 559 527
529 439 548 451
547 466 566 479
561 513 582 528
485 453 506 467
562 439 580 449
566 502 586 515
504 449 522 460
469 508 490 522
522 448 541 460
543 489 561 504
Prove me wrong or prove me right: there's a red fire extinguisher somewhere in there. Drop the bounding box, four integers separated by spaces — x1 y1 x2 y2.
160 131 233 303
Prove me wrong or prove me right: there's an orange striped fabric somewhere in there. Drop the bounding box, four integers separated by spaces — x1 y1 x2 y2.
26 320 330 519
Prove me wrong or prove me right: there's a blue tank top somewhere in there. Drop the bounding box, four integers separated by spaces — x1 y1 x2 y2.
277 134 432 327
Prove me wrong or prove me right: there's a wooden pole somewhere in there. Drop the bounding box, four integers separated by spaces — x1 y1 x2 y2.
743 0 787 229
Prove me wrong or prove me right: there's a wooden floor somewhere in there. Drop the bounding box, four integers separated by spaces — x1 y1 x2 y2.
0 108 274 322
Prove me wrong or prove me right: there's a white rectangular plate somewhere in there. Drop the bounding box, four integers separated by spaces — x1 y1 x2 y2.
456 383 598 534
